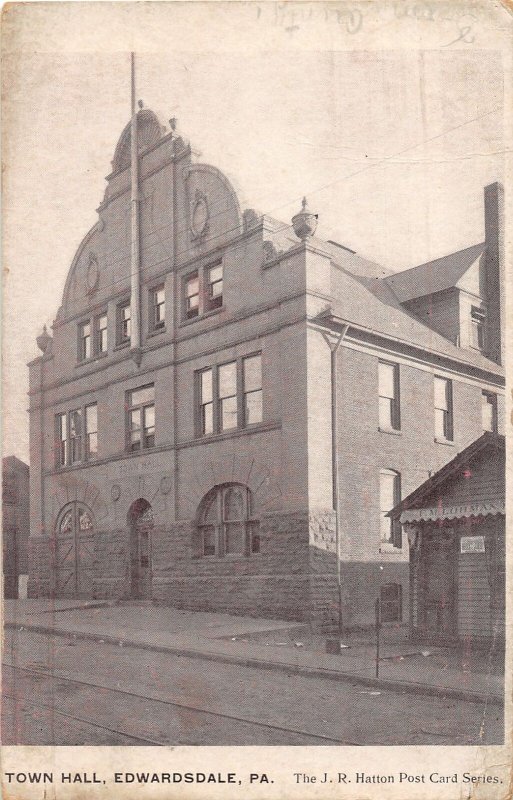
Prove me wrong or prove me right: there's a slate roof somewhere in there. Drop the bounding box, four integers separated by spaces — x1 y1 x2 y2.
323 247 503 377
385 242 485 303
388 433 505 518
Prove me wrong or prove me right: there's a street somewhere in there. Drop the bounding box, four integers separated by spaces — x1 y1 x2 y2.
2 628 503 746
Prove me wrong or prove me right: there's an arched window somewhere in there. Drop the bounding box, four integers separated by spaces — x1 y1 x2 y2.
380 583 402 623
196 484 259 557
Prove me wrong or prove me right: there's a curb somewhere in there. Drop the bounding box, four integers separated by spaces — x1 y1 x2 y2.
5 622 503 706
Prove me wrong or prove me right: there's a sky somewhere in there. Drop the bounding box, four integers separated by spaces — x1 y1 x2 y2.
2 7 505 465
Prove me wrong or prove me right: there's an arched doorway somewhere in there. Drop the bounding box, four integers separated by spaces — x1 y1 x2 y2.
55 502 95 598
128 499 154 599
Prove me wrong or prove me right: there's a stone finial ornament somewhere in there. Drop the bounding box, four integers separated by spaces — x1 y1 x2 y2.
36 325 52 353
292 196 318 241
138 99 144 109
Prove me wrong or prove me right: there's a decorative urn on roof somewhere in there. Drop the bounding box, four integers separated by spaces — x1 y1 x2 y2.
36 325 52 353
292 196 318 241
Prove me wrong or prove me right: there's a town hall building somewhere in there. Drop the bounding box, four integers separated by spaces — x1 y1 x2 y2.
27 104 505 629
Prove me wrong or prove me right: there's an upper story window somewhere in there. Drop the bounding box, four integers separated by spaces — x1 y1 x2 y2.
55 403 98 469
470 306 487 351
150 286 165 331
378 361 400 431
196 483 260 558
183 261 223 321
379 469 401 550
207 264 223 311
127 384 155 451
78 313 107 362
243 354 263 426
96 313 108 354
482 391 498 433
196 354 263 438
78 321 91 361
434 376 453 441
117 301 131 345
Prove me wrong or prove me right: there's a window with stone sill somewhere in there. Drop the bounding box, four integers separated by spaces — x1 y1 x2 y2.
150 285 165 332
183 260 223 321
196 354 262 438
194 484 260 558
380 583 402 622
126 384 155 452
379 468 402 550
117 301 131 345
55 403 98 468
77 312 107 362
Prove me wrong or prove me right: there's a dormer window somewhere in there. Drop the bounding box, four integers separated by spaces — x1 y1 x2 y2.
470 306 486 351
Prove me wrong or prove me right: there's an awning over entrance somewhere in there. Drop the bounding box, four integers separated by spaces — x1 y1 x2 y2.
400 500 505 525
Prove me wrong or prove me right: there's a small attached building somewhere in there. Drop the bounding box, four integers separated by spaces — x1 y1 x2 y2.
389 433 505 647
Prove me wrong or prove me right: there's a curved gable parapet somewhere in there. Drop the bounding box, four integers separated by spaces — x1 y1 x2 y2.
182 162 244 247
59 221 103 318
111 109 166 175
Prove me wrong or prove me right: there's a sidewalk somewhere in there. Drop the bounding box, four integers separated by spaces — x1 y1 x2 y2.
3 600 504 705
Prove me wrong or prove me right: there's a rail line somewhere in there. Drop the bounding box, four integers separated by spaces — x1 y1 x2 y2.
3 662 362 745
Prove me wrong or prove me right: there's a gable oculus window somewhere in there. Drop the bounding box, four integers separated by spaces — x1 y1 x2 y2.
482 391 497 433
150 286 165 331
183 261 223 320
196 354 263 437
470 306 486 351
379 469 401 550
55 403 98 468
127 385 155 451
196 484 260 558
378 361 400 431
117 301 131 344
434 376 453 441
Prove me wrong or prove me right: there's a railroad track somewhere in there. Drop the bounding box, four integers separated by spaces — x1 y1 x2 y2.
3 662 362 746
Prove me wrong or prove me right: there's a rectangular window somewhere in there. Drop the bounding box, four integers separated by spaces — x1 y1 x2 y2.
69 409 82 464
78 321 91 361
127 384 155 451
379 469 401 549
199 369 214 435
378 361 400 430
56 413 68 467
151 286 165 330
380 584 402 622
243 354 263 426
196 353 262 437
207 264 223 311
117 302 131 344
218 362 238 432
482 391 497 433
96 313 108 354
470 306 486 351
434 376 453 441
183 261 224 321
185 273 200 319
85 403 98 459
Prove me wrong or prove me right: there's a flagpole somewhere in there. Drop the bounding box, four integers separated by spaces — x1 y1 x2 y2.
130 51 142 364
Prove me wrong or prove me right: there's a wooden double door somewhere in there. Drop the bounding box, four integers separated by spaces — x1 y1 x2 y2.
55 502 94 598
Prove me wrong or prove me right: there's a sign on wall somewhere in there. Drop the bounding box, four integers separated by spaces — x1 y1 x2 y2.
460 535 485 554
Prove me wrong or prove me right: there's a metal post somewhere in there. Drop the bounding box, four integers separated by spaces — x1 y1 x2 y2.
130 52 142 364
375 597 381 678
325 324 349 650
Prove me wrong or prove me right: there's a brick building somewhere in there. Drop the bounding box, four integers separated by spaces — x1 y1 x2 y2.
27 106 505 628
3 456 30 598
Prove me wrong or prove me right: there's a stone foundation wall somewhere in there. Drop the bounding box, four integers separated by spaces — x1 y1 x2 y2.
94 529 130 599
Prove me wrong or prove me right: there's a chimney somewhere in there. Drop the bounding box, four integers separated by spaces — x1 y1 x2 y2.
483 182 504 365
